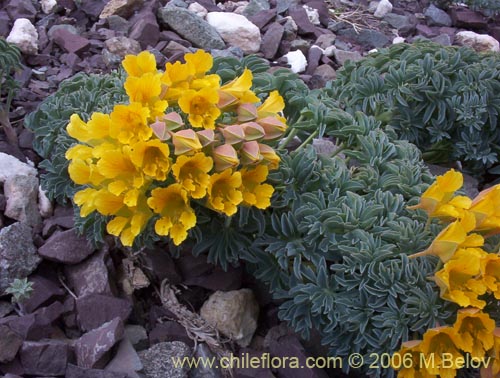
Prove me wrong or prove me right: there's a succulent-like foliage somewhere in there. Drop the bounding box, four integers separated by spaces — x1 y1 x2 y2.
327 41 500 180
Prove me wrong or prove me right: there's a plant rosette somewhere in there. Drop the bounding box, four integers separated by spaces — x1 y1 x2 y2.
65 50 285 247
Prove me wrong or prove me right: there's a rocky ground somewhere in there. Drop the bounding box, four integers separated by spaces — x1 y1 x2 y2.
0 0 499 377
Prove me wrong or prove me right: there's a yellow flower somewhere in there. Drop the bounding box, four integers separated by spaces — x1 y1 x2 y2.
408 169 464 217
490 328 500 377
74 188 98 217
178 87 221 129
431 195 472 220
434 248 488 308
480 252 500 300
171 129 203 155
161 60 193 102
93 189 126 215
172 152 213 199
257 90 286 124
453 308 495 358
67 113 112 144
258 143 280 170
470 185 500 233
128 139 171 181
147 184 197 246
419 327 464 378
240 165 274 209
411 213 483 262
207 169 243 216
96 148 142 183
124 72 168 118
109 103 151 144
394 340 437 378
219 69 260 108
122 51 157 77
184 49 214 77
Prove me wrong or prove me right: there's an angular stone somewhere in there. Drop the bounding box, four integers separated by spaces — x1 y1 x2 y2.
76 294 132 332
4 174 41 230
38 229 95 265
100 0 144 19
332 48 362 65
276 0 300 13
431 33 451 46
200 289 259 347
455 31 500 53
105 338 142 377
383 13 416 35
107 15 130 32
450 7 487 29
0 11 10 38
67 364 129 378
0 153 37 183
247 8 276 29
313 63 336 82
234 349 275 377
415 23 437 38
374 0 392 18
51 28 90 54
47 24 78 39
104 36 141 57
306 45 322 74
158 5 225 50
18 275 65 314
0 222 40 295
288 6 317 35
0 325 23 363
19 340 68 376
337 28 390 48
142 247 182 285
64 249 113 297
243 0 270 17
149 321 194 347
304 0 329 26
0 301 14 318
129 11 160 49
5 0 37 22
261 23 284 59
6 18 38 55
124 325 148 350
74 317 124 369
79 0 107 18
138 342 191 378
424 4 452 27
190 344 223 378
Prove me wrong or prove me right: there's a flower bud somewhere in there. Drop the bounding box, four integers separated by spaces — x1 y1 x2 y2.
257 116 287 140
242 122 265 141
237 103 258 122
196 129 216 147
172 129 203 155
240 141 261 165
221 124 245 145
258 144 280 170
213 144 239 171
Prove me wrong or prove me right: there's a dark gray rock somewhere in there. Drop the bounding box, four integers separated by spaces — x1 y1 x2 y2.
74 317 124 369
80 0 107 19
234 349 275 377
19 340 69 376
67 364 129 378
276 0 300 14
138 342 191 378
260 23 284 59
157 5 225 49
243 0 270 17
424 4 452 27
190 344 223 378
0 301 14 318
5 0 37 22
431 33 452 46
64 248 113 297
142 247 182 285
38 229 95 265
0 325 23 363
383 13 416 35
0 11 11 37
76 294 132 332
0 222 40 295
149 321 194 347
415 23 438 38
306 45 322 75
337 28 390 48
104 338 143 377
332 48 362 66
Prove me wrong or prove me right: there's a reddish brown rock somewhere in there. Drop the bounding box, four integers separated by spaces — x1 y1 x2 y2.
51 29 91 55
76 294 132 332
248 9 277 29
38 229 96 264
261 22 284 59
450 7 488 29
288 6 317 35
0 325 23 363
18 275 65 314
149 321 194 347
5 0 37 22
19 340 69 376
129 11 160 49
142 247 183 284
66 364 129 378
74 317 124 369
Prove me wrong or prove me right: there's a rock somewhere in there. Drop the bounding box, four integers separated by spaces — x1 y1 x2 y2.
100 0 144 19
51 28 91 55
0 222 40 295
288 6 317 35
337 28 389 49
158 5 225 50
305 0 329 26
64 248 113 297
67 364 130 378
18 275 64 314
105 338 143 377
74 317 124 369
0 301 14 318
104 36 141 57
129 11 160 49
374 0 392 18
383 13 416 35
107 15 130 32
38 228 96 265
76 294 132 332
4 174 41 230
47 24 78 39
314 33 335 49
234 349 275 377
5 0 37 22
142 247 183 285
200 289 259 347
332 47 362 65
424 4 452 27
124 325 148 350
305 45 322 74
247 8 276 29
283 49 307 73
302 4 320 25
205 12 260 54
149 321 194 347
243 0 270 17
260 23 284 59
431 33 451 46
0 325 23 363
38 186 53 218
19 340 69 376
79 0 108 18
313 64 336 81
289 38 310 54
276 0 300 13
282 16 298 41
0 11 10 38
6 18 38 55
41 0 57 13
187 2 208 18
138 341 191 378
455 31 500 53
190 344 223 378
450 7 487 29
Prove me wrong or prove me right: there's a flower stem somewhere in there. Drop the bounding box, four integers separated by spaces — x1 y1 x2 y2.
295 130 318 152
224 216 232 228
278 128 298 150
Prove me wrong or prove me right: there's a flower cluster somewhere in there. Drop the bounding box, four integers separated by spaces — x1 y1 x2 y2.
65 50 285 247
395 170 500 377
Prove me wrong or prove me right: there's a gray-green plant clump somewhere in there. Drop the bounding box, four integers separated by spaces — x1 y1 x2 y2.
327 41 500 181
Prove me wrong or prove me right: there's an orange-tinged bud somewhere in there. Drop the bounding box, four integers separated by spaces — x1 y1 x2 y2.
163 112 184 131
150 119 170 140
242 122 265 141
258 116 287 140
196 129 216 147
237 103 258 122
258 144 280 170
217 90 238 109
172 129 202 155
221 125 245 145
240 141 261 165
213 144 239 171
